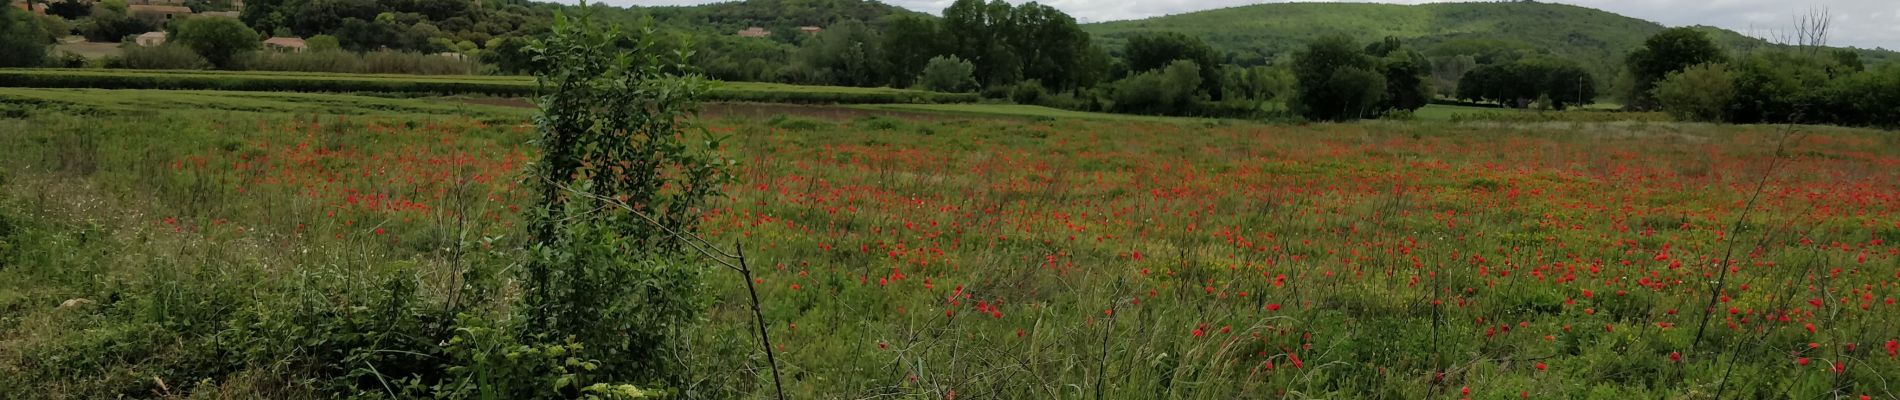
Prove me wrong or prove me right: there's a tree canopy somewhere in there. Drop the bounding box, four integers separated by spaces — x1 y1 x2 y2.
1624 28 1725 110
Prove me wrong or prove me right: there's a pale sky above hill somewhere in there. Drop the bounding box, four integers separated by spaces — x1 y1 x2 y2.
610 0 1900 50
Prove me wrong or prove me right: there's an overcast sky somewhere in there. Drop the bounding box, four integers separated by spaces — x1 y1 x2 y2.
612 0 1900 50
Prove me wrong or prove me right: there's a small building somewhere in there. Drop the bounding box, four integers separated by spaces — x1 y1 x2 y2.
11 1 49 14
263 37 307 52
736 27 771 38
798 26 822 35
128 5 193 23
135 31 168 47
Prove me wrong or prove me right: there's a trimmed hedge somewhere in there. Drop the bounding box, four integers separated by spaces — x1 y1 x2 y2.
0 69 981 104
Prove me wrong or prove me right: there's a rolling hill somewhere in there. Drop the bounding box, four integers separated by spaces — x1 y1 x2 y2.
1081 1 1896 78
603 0 921 40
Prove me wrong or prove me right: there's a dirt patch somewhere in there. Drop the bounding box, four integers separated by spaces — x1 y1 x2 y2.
458 97 966 122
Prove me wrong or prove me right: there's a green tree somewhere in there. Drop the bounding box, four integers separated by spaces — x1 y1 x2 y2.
1111 59 1203 115
169 16 258 68
1366 37 1432 113
521 14 730 392
1 0 50 67
1428 55 1477 97
305 33 340 51
941 0 1097 90
1222 65 1294 102
1292 35 1387 121
1725 50 1838 124
1827 65 1900 128
1123 31 1223 99
1457 58 1596 110
75 1 151 43
1624 27 1725 110
481 35 538 74
880 15 945 88
34 13 67 39
796 19 884 86
1651 63 1734 122
919 55 976 92
1539 61 1597 110
46 0 90 20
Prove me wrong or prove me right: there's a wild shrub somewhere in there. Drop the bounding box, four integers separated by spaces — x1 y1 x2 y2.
106 44 211 70
516 10 732 395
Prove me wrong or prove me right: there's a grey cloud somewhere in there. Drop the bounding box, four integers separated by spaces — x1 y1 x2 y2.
609 0 1899 49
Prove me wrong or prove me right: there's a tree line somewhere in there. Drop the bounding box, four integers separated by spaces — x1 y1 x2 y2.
1631 27 1900 128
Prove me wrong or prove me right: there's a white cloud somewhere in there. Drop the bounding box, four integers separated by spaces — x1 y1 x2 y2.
606 0 1900 49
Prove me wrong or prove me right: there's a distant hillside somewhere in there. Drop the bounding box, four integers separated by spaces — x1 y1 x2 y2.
606 0 922 41
1081 1 1897 78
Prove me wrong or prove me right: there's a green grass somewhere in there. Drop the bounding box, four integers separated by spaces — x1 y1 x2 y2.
0 87 530 118
0 69 980 104
852 103 1228 124
3 88 1897 399
1413 103 1512 121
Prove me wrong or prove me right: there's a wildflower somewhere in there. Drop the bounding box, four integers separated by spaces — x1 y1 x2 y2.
1797 357 1811 366
1669 352 1682 363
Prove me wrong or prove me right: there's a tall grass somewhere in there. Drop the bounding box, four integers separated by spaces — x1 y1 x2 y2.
104 45 211 70
233 50 481 75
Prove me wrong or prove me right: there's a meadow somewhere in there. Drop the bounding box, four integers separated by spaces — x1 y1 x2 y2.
1 88 1898 398
0 69 982 104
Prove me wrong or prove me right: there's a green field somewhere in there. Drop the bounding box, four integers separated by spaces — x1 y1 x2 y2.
851 103 1228 124
1412 104 1511 121
1 88 1897 398
0 69 980 104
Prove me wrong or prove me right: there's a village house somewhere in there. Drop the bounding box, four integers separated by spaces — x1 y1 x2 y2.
736 27 771 38
263 37 308 52
798 26 822 35
135 31 167 47
10 1 48 14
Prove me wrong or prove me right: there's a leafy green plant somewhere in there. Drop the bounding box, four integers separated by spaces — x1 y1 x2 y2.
168 16 259 69
519 8 731 393
1652 63 1734 122
918 55 976 93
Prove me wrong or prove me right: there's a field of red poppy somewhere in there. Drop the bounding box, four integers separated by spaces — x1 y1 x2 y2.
1 91 1899 398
